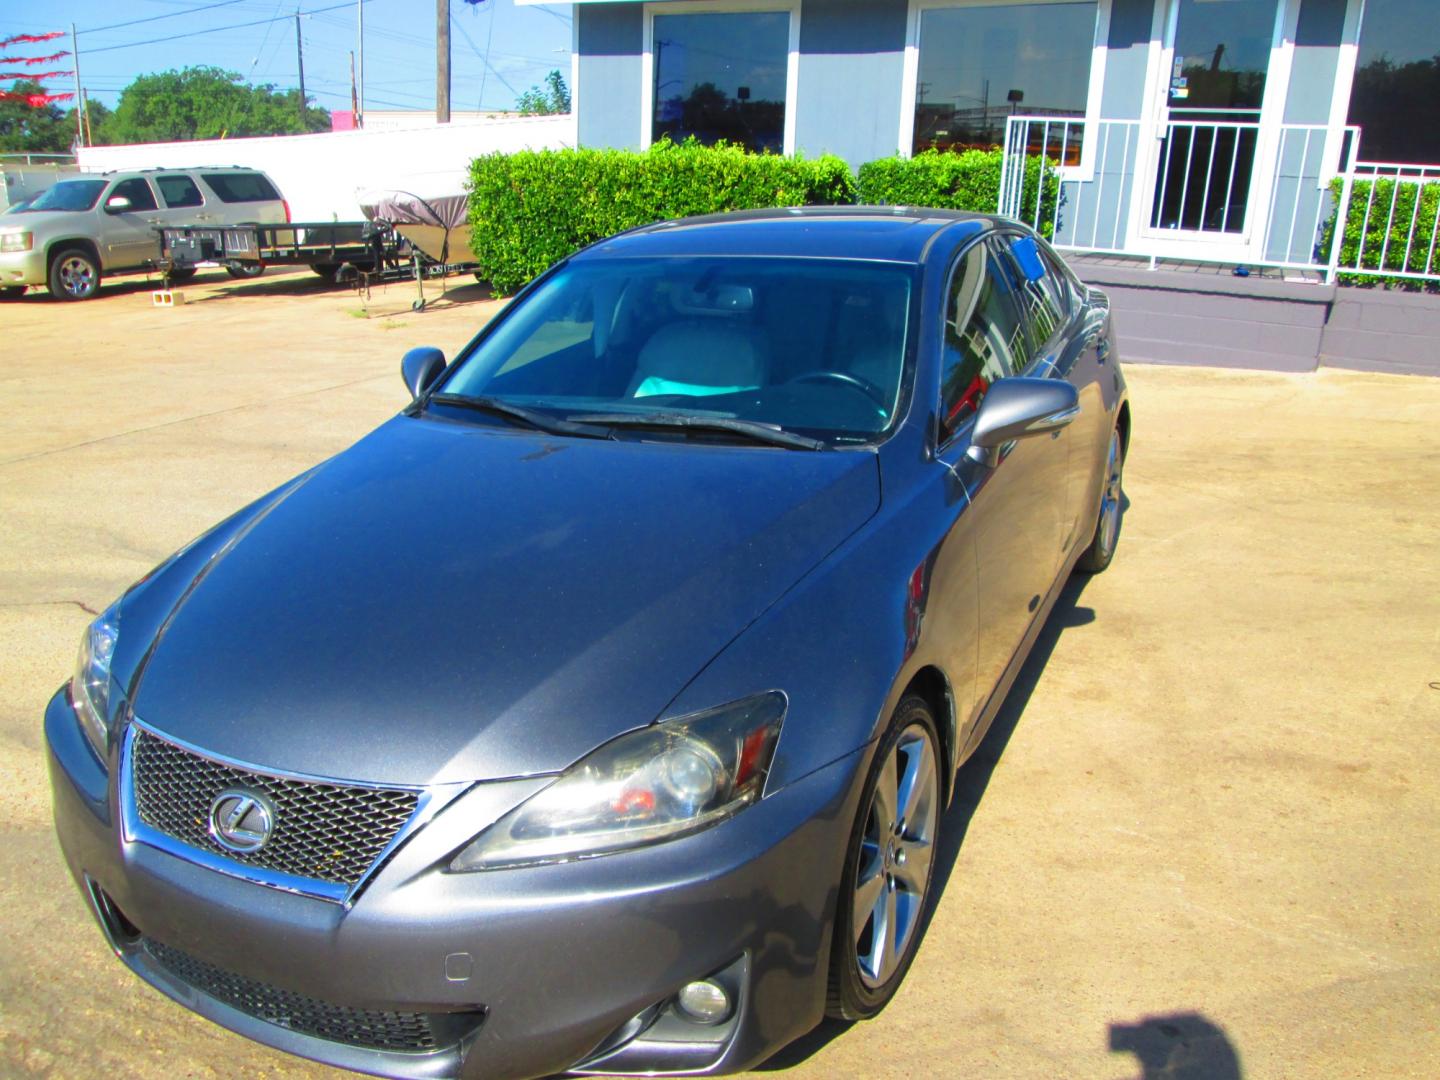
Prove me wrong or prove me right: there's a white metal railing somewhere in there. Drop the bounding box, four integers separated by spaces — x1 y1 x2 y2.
1329 161 1440 283
0 152 76 165
999 115 1440 285
1151 118 1261 236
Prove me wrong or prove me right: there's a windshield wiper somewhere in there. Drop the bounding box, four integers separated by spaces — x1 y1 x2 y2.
428 394 611 439
570 411 824 451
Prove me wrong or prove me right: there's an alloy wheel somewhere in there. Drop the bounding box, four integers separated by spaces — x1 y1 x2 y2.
1095 430 1124 561
59 256 95 299
853 722 939 988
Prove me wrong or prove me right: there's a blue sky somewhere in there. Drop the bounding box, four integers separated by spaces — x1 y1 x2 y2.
2 0 573 114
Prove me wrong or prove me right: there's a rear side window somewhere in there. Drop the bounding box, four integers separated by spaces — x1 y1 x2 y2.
201 172 280 203
156 175 204 209
109 177 158 212
939 241 1029 442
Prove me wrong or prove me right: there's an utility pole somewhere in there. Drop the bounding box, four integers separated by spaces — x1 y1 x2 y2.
349 50 359 123
295 14 307 127
70 23 84 147
81 88 93 146
356 0 365 128
436 0 450 123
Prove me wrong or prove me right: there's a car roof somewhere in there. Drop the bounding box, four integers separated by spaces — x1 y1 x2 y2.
579 206 997 264
81 166 270 178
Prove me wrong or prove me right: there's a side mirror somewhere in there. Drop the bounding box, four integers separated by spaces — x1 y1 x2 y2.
401 346 446 399
967 377 1079 466
104 195 132 214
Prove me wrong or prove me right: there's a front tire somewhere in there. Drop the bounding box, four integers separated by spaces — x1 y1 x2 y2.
1075 426 1125 574
827 695 942 1020
48 248 100 301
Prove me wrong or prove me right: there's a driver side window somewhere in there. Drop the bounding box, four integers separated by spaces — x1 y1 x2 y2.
109 178 158 212
938 241 1028 443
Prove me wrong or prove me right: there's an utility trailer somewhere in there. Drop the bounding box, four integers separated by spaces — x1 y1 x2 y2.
161 210 478 310
161 193 478 308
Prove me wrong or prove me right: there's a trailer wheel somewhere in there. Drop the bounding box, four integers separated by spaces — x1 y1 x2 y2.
226 261 266 280
166 268 198 284
312 263 340 283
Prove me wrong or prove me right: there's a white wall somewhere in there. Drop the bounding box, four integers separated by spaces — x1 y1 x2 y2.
75 115 575 222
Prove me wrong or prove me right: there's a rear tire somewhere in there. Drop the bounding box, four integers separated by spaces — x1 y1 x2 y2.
1075 427 1125 574
826 695 942 1021
48 248 100 301
226 261 265 280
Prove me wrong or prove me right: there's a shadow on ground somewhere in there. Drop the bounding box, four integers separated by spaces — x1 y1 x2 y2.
1111 1011 1244 1079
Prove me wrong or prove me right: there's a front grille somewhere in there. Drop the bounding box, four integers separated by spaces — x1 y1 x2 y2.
130 727 420 887
143 938 480 1053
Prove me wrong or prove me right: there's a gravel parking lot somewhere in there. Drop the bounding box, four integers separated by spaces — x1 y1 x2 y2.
2 268 1437 1079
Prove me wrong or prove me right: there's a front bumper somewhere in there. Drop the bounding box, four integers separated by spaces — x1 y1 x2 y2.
46 688 866 1080
0 245 46 286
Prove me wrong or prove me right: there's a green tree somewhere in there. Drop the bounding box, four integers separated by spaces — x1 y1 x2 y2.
515 70 570 116
0 79 73 153
105 66 329 143
79 98 114 146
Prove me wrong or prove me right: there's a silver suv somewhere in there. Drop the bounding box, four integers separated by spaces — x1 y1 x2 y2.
0 166 288 301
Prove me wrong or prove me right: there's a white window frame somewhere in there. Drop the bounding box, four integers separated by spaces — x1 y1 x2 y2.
640 0 801 155
1130 0 1298 257
898 0 1113 180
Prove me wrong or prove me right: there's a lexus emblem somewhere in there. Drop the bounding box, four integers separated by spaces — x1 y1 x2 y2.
208 789 275 854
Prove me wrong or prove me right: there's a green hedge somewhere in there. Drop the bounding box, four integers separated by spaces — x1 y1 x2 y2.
857 148 1059 237
467 140 856 294
1321 176 1439 292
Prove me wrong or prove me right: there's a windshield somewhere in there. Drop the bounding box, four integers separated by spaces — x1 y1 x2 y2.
439 257 915 444
24 179 107 212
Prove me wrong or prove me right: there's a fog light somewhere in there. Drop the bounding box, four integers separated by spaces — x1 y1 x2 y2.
675 979 731 1025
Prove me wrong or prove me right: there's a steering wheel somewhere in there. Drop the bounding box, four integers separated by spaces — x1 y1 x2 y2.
784 370 888 409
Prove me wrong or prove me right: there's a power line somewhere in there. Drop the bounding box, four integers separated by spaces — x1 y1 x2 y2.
83 0 378 56
451 9 517 103
79 0 252 37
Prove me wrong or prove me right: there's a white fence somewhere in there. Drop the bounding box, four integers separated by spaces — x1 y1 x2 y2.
76 115 576 222
999 115 1439 285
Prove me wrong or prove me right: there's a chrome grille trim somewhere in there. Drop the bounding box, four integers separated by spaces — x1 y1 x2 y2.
119 719 465 905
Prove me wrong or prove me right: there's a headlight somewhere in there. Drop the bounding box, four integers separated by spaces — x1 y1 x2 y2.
70 611 120 763
451 691 786 871
0 231 32 252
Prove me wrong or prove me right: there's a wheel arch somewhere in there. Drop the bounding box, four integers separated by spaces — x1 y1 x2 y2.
1116 399 1132 455
47 237 103 272
896 664 956 805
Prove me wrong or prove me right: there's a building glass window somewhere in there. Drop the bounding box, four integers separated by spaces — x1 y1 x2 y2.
913 1 1097 156
1348 0 1440 163
652 11 790 153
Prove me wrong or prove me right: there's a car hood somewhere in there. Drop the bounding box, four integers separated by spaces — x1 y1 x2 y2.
130 415 880 785
1 208 92 231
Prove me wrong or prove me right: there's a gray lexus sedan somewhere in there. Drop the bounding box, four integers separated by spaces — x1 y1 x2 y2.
47 207 1129 1079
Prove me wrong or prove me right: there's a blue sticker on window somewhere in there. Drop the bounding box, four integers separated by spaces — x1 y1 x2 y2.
1011 236 1047 284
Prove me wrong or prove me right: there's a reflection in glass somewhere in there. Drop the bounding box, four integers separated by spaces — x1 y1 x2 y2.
652 12 789 153
1152 0 1277 233
1166 0 1276 111
913 2 1096 157
1346 0 1440 163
